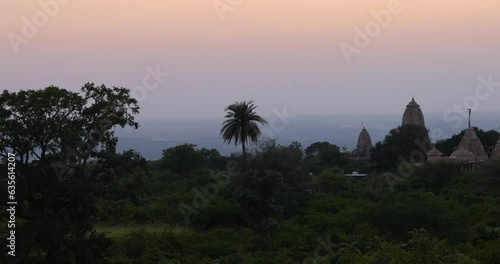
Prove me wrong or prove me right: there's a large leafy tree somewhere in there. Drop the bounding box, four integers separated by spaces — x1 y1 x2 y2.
371 124 430 172
220 101 267 168
0 84 139 263
199 147 228 170
160 144 203 175
304 142 346 175
250 139 307 184
91 149 148 202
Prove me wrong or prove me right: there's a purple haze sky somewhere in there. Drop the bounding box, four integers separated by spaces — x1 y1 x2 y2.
2 0 500 120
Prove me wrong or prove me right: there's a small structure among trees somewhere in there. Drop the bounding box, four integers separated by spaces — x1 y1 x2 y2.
426 147 444 163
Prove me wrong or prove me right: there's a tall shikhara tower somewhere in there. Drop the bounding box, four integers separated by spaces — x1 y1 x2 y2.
352 127 373 159
402 97 426 128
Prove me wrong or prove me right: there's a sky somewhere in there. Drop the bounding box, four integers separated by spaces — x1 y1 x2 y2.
2 0 500 120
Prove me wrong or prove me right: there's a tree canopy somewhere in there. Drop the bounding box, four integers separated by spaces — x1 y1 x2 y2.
0 84 139 263
220 101 267 167
371 124 430 172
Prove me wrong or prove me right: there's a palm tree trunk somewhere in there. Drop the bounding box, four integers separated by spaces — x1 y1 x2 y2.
242 141 247 170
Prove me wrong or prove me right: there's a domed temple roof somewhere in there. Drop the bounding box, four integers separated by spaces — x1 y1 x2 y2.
427 147 444 162
426 147 443 157
450 148 475 163
402 97 426 127
352 127 373 158
457 128 489 162
492 137 500 159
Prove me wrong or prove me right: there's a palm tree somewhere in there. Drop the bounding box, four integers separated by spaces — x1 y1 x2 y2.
220 101 268 168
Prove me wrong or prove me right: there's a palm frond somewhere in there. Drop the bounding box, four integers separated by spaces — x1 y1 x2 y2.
220 100 267 147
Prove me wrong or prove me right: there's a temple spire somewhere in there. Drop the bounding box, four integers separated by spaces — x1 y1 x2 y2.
402 97 426 127
456 114 489 162
352 126 373 159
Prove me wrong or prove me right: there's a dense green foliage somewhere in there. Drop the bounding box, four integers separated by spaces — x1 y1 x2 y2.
1 89 499 264
371 124 430 172
92 145 500 264
0 85 139 263
304 142 347 175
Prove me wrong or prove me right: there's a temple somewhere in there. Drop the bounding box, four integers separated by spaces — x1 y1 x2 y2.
350 98 498 171
428 109 492 171
402 97 426 127
452 128 489 162
492 137 500 160
352 127 373 159
426 147 443 163
448 148 477 171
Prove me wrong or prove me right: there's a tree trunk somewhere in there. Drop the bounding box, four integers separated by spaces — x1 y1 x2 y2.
242 141 247 170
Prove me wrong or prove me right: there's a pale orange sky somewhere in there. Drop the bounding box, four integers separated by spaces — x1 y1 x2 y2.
2 0 500 119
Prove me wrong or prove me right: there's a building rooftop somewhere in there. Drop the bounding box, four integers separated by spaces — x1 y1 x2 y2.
344 171 368 177
450 148 475 163
427 147 443 157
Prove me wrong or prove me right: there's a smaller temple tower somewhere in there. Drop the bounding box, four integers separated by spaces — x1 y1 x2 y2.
455 110 489 162
426 147 443 162
492 137 500 160
448 109 488 171
402 97 426 128
457 128 489 162
352 126 373 159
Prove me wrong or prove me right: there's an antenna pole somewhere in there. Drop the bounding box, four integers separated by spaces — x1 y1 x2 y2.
468 108 471 128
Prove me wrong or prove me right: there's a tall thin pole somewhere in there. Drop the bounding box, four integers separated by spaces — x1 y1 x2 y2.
468 108 471 128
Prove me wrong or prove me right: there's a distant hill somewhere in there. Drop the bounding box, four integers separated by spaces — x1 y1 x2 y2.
115 112 500 160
